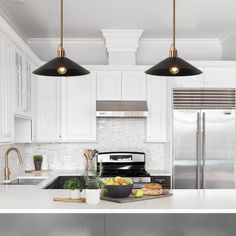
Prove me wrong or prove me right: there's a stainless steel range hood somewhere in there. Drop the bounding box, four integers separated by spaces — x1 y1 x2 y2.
96 101 148 118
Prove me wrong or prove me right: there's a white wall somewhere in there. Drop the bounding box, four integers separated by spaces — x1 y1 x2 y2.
28 38 222 65
25 118 169 172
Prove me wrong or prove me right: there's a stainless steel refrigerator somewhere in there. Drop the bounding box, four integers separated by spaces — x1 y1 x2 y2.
173 89 236 189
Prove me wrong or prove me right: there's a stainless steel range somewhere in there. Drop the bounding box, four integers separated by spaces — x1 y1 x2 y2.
96 152 151 188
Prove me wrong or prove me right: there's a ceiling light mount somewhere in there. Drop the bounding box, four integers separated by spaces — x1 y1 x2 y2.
33 0 90 77
145 0 202 77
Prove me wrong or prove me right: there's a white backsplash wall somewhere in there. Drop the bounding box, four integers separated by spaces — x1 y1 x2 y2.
25 118 169 171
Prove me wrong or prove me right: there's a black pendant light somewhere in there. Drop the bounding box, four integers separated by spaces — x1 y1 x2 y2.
33 0 90 77
145 0 202 77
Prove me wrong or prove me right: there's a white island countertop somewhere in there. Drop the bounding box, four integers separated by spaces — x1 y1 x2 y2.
0 170 235 213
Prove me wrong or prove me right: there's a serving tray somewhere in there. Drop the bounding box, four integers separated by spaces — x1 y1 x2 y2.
101 192 173 203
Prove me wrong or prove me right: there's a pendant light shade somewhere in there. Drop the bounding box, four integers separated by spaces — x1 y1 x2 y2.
145 0 202 77
145 56 202 77
33 0 90 77
33 56 90 77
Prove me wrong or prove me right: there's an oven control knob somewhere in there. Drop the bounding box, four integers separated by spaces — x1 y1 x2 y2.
139 178 142 183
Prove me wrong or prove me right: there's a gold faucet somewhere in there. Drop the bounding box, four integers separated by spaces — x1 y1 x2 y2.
4 147 23 181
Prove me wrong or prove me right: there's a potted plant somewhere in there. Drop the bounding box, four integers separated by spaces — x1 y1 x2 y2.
33 155 43 171
84 175 103 204
64 179 82 199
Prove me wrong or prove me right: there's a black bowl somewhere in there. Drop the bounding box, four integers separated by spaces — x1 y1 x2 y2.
104 184 133 198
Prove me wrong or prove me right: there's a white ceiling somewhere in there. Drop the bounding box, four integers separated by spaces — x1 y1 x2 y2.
0 0 236 39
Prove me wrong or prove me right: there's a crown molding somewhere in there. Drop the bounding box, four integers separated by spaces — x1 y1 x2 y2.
28 38 105 47
139 38 220 47
220 27 236 43
102 29 143 52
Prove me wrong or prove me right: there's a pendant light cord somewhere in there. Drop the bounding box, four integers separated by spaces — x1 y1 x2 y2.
60 0 64 50
173 0 176 50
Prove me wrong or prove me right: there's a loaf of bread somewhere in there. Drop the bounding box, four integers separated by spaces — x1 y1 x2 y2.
143 183 162 190
141 188 164 196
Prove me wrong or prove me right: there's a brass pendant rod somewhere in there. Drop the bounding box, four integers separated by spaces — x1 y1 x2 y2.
60 0 64 50
173 0 176 50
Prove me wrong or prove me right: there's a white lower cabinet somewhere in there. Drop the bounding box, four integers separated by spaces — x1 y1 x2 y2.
146 76 167 142
34 73 96 142
61 73 96 142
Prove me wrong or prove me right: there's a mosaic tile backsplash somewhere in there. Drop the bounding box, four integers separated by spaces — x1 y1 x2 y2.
25 118 170 171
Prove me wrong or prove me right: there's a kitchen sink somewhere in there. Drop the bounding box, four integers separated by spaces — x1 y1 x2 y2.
2 177 46 185
44 176 84 189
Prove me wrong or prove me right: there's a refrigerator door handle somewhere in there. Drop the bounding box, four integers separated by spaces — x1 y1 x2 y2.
197 112 201 189
202 112 206 189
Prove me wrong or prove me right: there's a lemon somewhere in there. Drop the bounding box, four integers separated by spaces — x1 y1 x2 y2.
135 189 144 198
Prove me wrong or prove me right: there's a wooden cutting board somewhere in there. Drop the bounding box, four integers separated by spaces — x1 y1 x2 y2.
53 197 86 203
101 193 173 203
25 169 51 174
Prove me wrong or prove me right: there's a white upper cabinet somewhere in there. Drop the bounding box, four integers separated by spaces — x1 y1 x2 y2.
97 70 147 101
34 73 96 142
172 68 205 88
34 77 61 142
204 67 236 88
97 71 122 100
15 50 32 117
172 66 236 88
146 76 167 142
122 71 147 100
0 35 14 143
61 73 96 142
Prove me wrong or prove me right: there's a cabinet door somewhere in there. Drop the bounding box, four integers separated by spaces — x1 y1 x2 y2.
15 51 23 114
172 68 204 88
97 71 122 100
61 73 96 142
0 34 4 142
204 67 236 88
122 71 147 100
34 77 61 142
21 61 32 114
0 37 14 143
14 51 32 117
2 38 14 142
146 76 167 142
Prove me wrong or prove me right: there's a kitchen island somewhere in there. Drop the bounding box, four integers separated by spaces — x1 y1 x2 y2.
0 170 235 213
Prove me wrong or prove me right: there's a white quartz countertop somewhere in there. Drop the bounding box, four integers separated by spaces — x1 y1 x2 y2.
0 170 235 213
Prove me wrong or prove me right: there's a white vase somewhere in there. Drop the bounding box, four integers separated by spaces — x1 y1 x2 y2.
70 189 81 199
86 189 100 204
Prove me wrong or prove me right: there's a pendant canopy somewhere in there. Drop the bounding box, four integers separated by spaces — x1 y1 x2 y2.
33 0 90 77
145 0 202 77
